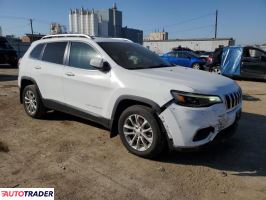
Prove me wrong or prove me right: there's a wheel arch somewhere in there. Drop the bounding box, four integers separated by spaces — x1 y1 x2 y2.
20 76 42 103
109 95 162 137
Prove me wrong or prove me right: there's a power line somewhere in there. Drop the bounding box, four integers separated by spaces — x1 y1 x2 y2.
0 15 51 25
144 12 215 32
171 24 214 34
168 25 214 39
0 15 28 20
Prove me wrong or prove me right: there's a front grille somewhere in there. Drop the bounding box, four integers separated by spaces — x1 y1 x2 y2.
224 89 242 109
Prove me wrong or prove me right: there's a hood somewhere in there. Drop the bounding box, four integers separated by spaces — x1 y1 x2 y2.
131 66 238 95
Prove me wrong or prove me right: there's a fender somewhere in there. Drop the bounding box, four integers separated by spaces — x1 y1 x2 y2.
109 95 162 133
111 95 162 116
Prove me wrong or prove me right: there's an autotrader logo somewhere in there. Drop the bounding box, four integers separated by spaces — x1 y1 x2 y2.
0 188 54 199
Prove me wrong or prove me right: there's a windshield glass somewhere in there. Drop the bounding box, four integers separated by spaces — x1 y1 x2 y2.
98 42 171 69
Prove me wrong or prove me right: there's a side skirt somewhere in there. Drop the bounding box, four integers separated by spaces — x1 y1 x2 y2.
43 99 110 129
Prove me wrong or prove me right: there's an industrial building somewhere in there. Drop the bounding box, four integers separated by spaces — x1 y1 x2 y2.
145 31 168 41
50 23 67 34
69 4 143 44
143 38 235 54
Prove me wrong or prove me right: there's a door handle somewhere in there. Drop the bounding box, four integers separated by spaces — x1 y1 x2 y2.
65 72 75 76
34 66 41 69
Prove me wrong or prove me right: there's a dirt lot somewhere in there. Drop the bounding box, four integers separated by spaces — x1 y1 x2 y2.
0 67 266 200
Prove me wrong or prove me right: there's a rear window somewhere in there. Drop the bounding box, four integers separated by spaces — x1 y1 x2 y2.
30 43 45 59
42 42 67 65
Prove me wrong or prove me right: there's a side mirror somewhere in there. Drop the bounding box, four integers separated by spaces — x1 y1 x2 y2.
90 57 110 72
90 57 104 69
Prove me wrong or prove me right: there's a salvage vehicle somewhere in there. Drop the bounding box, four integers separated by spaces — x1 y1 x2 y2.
160 51 206 69
18 34 242 158
207 46 266 80
0 36 18 67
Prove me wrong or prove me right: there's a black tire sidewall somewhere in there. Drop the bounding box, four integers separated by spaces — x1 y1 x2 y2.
118 105 163 158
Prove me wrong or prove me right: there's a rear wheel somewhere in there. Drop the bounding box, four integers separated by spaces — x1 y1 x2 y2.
192 63 201 70
22 85 46 118
118 105 165 158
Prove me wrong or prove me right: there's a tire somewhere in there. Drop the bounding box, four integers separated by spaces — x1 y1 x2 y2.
192 63 201 70
118 105 165 158
211 66 221 74
22 85 46 118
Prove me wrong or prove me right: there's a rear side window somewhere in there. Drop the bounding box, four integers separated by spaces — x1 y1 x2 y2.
177 52 189 58
30 43 44 59
167 52 176 57
42 42 67 65
68 42 100 70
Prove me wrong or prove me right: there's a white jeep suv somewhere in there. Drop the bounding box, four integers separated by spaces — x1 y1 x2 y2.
18 34 242 158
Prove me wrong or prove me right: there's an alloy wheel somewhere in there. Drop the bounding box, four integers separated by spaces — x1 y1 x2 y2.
123 114 153 151
24 90 37 115
193 63 200 70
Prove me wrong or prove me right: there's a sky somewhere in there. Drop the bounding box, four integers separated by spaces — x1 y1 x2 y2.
0 0 265 45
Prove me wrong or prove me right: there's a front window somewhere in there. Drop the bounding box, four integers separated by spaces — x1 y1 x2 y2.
98 42 171 69
68 42 101 70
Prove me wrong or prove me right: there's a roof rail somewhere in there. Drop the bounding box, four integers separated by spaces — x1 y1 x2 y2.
113 38 133 43
41 34 93 40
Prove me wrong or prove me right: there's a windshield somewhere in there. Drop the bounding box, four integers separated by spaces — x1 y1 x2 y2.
98 42 171 69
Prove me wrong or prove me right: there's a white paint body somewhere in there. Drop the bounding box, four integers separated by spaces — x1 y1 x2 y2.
18 36 242 148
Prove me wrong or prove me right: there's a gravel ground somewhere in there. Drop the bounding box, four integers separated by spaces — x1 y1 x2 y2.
0 67 266 200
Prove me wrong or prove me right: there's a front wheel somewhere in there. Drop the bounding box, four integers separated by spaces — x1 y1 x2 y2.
118 105 165 158
192 63 201 70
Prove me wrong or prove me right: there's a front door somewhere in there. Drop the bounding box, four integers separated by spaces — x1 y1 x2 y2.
62 41 112 117
176 52 191 67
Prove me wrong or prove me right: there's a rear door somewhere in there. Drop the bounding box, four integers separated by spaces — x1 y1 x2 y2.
36 42 67 102
241 48 265 79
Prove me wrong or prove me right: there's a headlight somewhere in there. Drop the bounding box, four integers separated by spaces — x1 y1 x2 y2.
171 90 222 107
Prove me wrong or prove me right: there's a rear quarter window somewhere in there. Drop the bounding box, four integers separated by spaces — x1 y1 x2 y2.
42 42 67 65
30 43 45 59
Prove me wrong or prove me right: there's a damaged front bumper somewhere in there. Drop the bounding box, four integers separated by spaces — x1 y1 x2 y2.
159 101 242 149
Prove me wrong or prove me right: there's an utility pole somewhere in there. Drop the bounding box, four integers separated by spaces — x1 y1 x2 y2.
215 10 218 38
29 18 34 42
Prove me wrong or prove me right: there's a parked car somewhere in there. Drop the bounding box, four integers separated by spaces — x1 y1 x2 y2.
160 51 207 69
207 46 266 80
172 46 193 52
194 51 214 63
18 34 242 158
0 36 18 67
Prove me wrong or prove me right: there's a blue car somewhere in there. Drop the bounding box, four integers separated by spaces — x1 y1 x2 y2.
160 51 206 69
